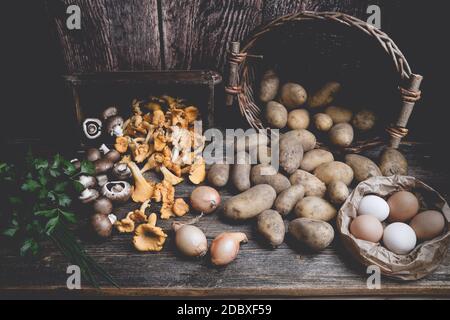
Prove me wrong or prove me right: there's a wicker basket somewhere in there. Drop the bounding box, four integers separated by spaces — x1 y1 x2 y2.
225 11 423 152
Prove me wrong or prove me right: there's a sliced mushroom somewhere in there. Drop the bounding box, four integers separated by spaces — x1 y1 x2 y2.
86 148 101 162
91 213 116 238
93 197 113 215
102 181 132 203
79 188 99 204
82 118 102 140
78 175 97 189
102 106 118 120
112 162 132 180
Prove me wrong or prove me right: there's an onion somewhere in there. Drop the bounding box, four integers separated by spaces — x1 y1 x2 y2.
190 186 221 214
172 222 208 257
210 232 248 266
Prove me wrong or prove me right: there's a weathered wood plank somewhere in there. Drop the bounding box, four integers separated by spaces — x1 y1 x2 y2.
160 0 263 71
0 142 449 297
46 0 161 72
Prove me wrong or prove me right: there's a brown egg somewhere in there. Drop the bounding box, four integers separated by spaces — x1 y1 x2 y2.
387 191 419 222
410 210 446 241
350 215 384 243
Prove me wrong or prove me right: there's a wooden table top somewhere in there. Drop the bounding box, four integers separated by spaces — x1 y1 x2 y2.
1 142 449 298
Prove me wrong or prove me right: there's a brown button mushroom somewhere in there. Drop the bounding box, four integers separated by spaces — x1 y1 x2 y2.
78 175 97 189
79 189 99 204
86 148 101 162
106 115 124 137
92 197 113 215
112 162 132 180
102 106 119 120
101 181 132 203
91 213 117 239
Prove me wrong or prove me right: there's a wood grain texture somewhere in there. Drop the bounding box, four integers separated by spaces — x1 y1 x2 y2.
46 0 161 72
1 142 449 297
160 0 263 71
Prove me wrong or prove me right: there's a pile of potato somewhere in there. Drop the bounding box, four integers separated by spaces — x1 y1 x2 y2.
260 69 378 148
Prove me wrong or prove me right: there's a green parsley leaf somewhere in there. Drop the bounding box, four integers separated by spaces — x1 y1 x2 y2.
21 179 40 192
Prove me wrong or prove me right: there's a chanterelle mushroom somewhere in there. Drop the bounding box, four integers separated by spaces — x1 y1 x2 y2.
122 156 154 203
133 213 167 252
160 166 183 185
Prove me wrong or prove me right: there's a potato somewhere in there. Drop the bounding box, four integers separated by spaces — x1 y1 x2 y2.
257 145 272 165
234 132 268 153
345 154 381 183
251 164 291 194
327 181 349 205
308 82 341 109
300 149 334 172
294 196 337 221
287 129 316 152
314 161 354 186
325 106 353 123
289 218 334 252
313 113 333 132
224 184 277 220
207 164 230 187
287 109 310 130
280 83 308 109
279 131 304 174
266 101 288 129
259 70 280 103
231 151 251 192
274 185 305 217
290 170 326 197
352 110 376 131
379 148 408 176
257 210 285 247
329 123 354 147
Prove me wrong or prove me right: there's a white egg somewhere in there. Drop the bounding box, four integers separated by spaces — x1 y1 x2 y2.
358 195 390 221
383 222 417 255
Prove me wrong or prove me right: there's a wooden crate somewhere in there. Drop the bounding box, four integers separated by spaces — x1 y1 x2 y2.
64 71 222 146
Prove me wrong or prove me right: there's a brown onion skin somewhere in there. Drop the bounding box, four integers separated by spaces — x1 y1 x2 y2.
172 223 208 257
210 232 248 266
190 186 221 214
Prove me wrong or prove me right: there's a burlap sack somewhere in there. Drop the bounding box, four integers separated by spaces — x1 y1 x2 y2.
337 175 450 280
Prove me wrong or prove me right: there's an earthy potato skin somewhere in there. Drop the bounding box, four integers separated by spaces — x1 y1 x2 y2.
257 210 285 247
345 154 382 183
327 181 349 205
294 196 337 222
329 123 354 147
224 184 277 220
259 70 280 103
325 106 353 123
266 101 288 129
314 161 354 186
313 113 333 132
300 149 334 172
207 164 230 187
308 82 341 109
280 83 308 109
279 131 304 174
280 129 316 152
352 110 376 131
231 152 251 192
379 148 408 176
251 164 291 194
289 218 335 252
287 109 310 130
290 170 326 197
274 185 305 217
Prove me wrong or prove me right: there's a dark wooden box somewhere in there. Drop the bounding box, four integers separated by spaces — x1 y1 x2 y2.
64 71 222 145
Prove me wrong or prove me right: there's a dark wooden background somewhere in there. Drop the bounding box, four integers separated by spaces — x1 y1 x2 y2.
2 0 449 146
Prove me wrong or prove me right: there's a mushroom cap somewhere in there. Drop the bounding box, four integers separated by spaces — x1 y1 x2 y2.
93 197 113 215
79 188 100 204
133 223 167 252
91 213 113 238
86 148 102 162
78 175 97 189
112 162 132 180
102 106 119 120
104 150 121 163
106 116 124 136
101 181 132 203
94 158 114 174
96 174 109 188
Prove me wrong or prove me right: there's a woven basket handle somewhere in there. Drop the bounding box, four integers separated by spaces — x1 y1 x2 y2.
225 11 423 149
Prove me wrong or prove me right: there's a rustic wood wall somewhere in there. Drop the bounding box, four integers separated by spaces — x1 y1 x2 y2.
46 0 387 74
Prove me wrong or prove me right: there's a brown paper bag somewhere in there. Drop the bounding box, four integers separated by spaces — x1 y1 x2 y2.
337 175 450 280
